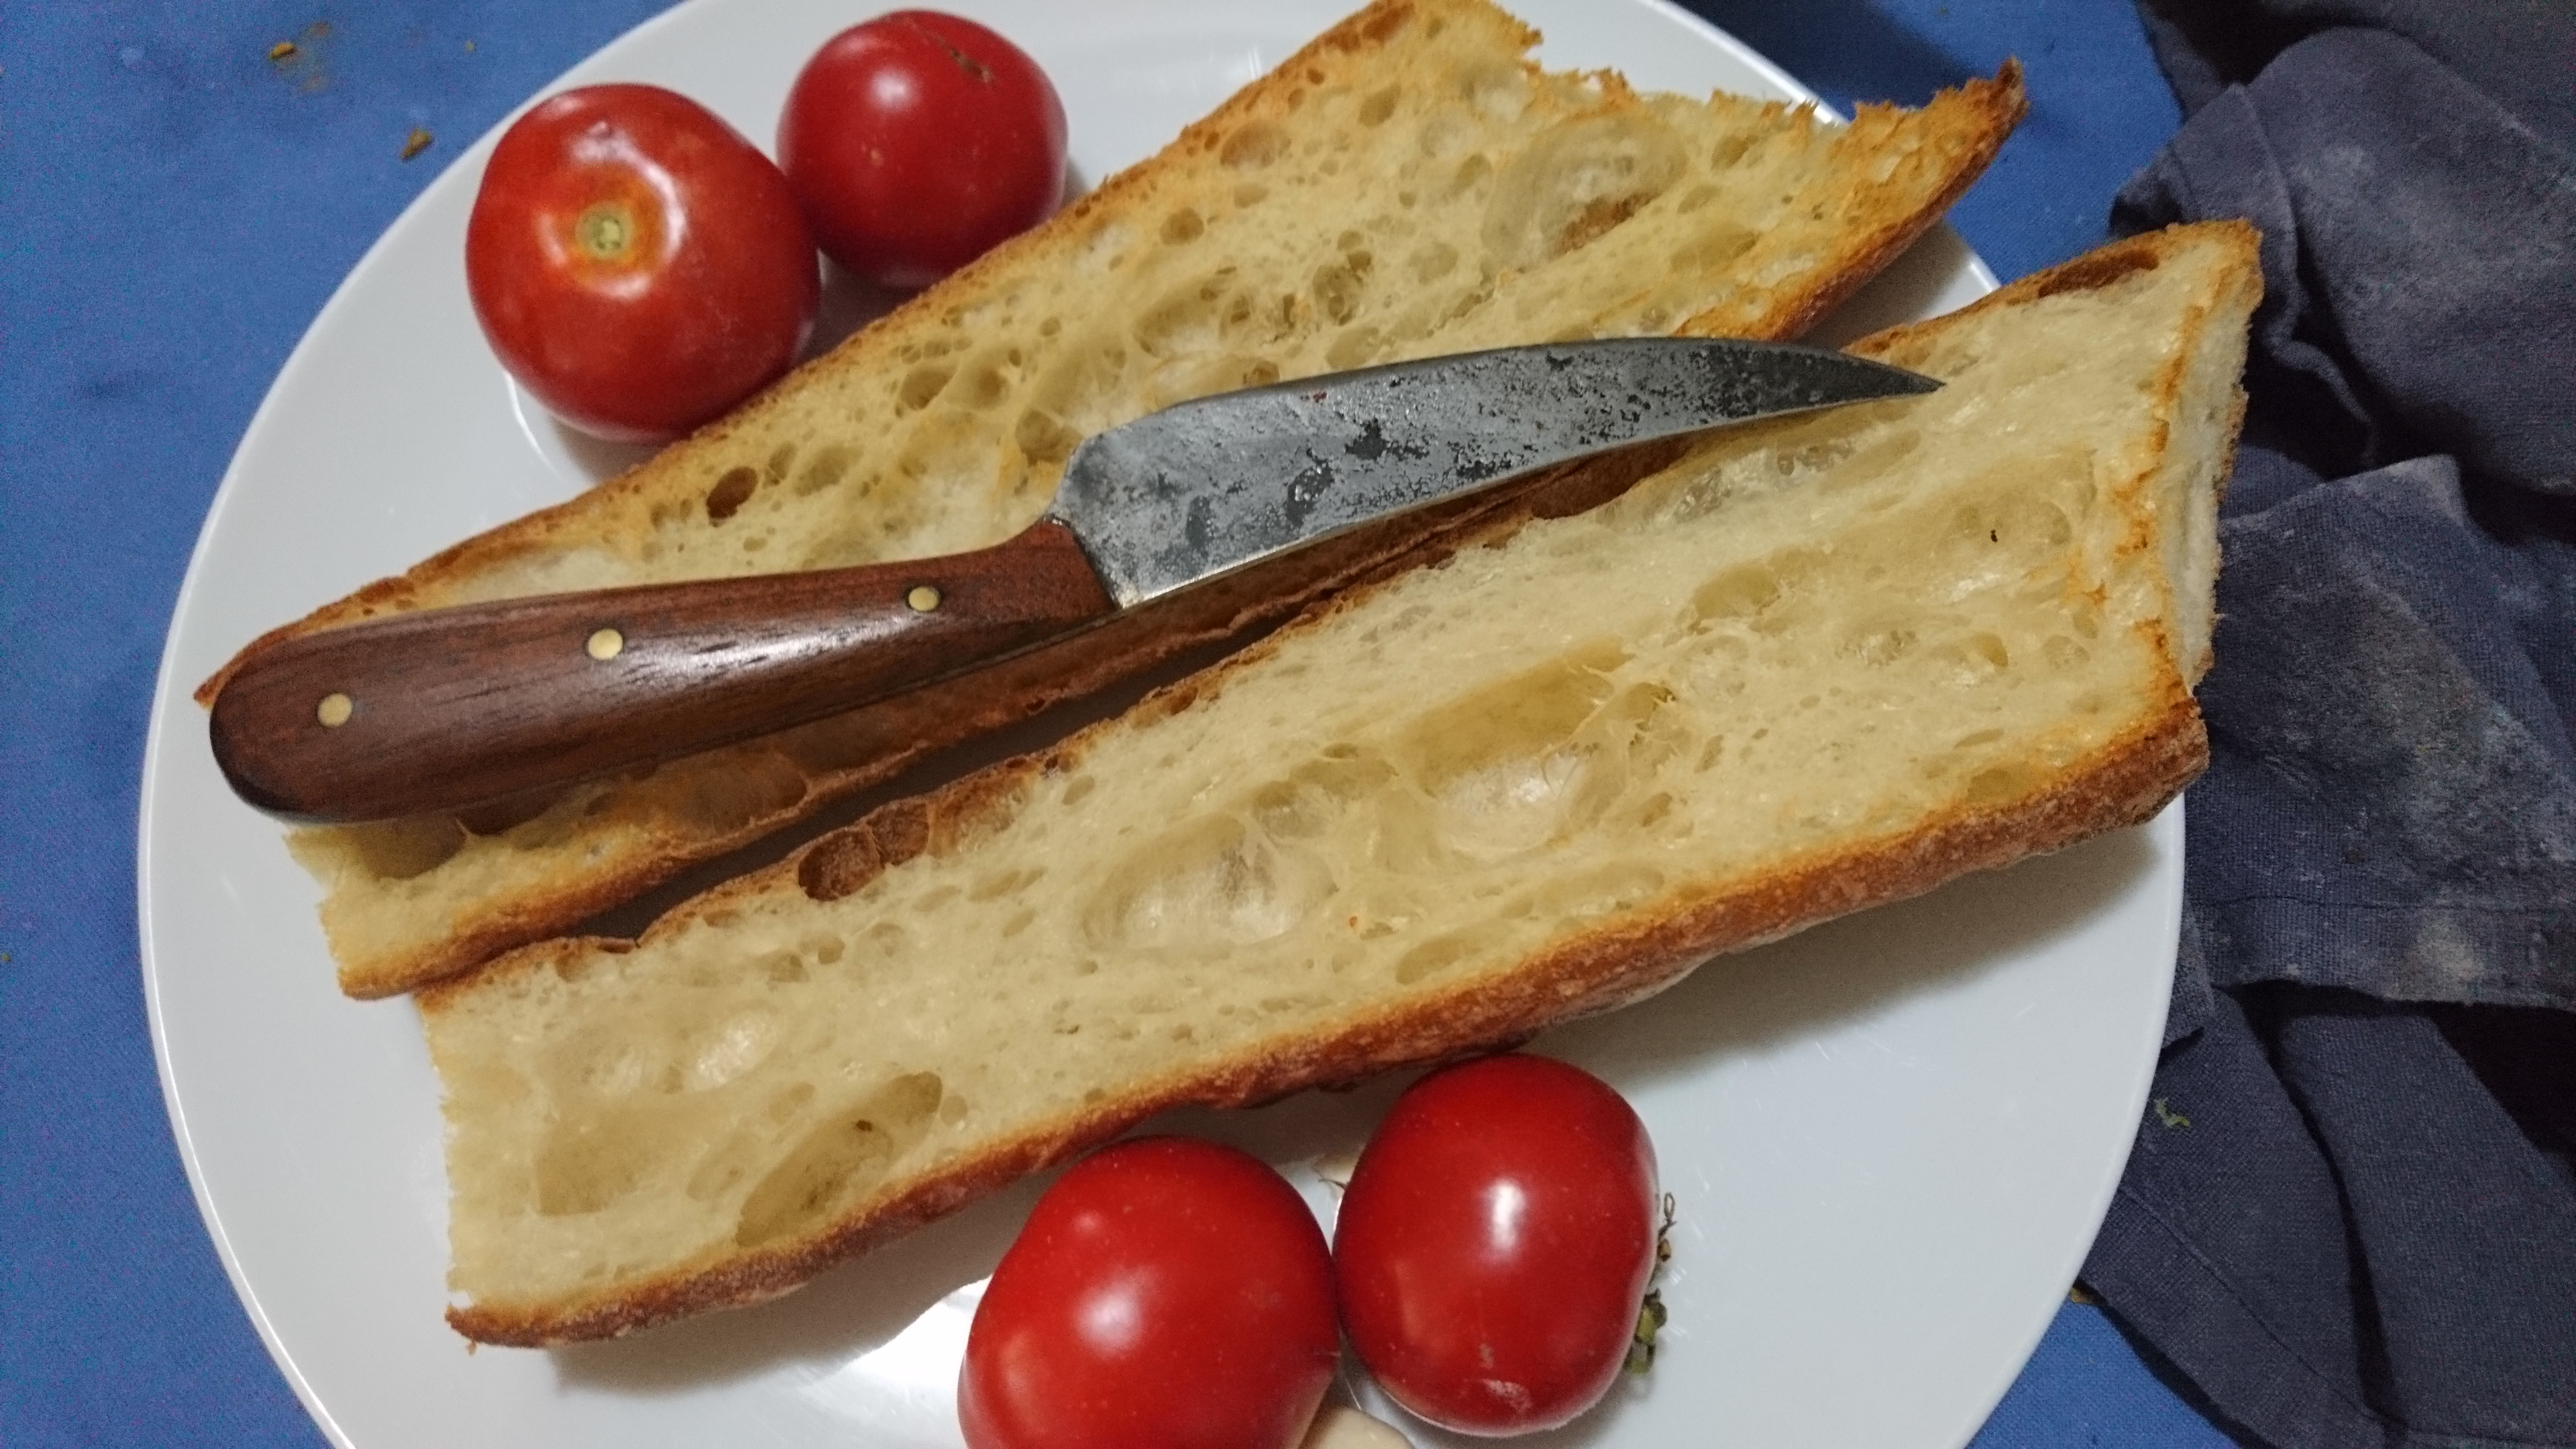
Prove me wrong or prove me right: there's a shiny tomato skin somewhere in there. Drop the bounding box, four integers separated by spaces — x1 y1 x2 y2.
777 11 1067 288
958 1137 1339 1449
465 84 818 443
1335 1054 1660 1436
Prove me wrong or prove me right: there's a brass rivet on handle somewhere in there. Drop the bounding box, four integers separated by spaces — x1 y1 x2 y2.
906 585 943 613
315 692 354 728
586 627 625 661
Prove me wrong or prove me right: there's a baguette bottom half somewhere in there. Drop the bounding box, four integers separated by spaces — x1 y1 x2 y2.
422 221 2261 1345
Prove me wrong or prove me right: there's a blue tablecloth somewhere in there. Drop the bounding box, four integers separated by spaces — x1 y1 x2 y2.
0 3 2233 1444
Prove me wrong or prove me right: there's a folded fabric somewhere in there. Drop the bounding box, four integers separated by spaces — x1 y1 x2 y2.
2080 4 2576 1446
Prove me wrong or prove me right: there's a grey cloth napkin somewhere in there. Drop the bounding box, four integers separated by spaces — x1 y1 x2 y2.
2078 4 2576 1446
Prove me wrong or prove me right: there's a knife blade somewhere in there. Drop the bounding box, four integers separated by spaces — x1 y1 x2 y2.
209 338 1935 822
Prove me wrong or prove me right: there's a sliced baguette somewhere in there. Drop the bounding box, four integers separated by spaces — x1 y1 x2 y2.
422 222 2263 1345
223 0 2026 999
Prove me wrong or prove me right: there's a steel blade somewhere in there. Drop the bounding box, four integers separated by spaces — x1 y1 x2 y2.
1048 337 1938 607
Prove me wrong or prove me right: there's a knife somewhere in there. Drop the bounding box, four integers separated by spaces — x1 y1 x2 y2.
209 337 1935 822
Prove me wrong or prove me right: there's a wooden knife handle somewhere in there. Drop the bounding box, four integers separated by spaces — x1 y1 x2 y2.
209 519 1113 822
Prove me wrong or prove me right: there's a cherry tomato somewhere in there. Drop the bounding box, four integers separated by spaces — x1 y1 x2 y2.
777 11 1067 288
1334 1054 1660 1436
959 1137 1339 1449
465 84 818 443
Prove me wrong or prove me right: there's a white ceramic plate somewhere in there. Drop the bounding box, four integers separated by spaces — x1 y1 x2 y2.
140 2 2176 1446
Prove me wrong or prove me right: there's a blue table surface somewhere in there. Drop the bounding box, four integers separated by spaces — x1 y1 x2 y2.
0 2 2241 1444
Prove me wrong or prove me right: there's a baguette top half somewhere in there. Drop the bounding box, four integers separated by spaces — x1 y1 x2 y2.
423 221 2263 1345
203 0 2021 671
249 0 2028 1000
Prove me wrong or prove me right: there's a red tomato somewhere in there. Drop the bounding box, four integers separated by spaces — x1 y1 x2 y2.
1334 1054 1660 1436
958 1137 1339 1449
777 11 1067 288
465 84 818 443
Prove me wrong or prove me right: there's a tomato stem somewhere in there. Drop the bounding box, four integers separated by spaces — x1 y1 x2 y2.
576 203 635 261
1625 1192 1681 1375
